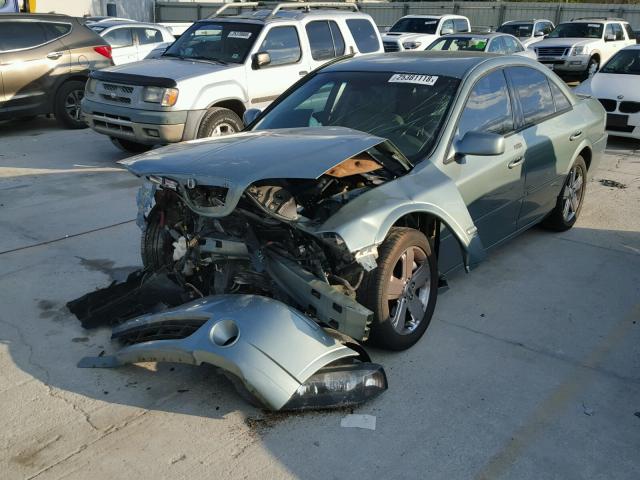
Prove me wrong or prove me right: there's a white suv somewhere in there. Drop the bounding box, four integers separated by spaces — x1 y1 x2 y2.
81 3 382 152
382 14 470 52
533 17 636 78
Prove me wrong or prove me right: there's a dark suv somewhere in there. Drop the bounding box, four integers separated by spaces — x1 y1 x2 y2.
0 14 113 128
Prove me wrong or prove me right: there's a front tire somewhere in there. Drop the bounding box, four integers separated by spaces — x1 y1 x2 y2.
358 227 438 351
54 80 87 129
110 137 153 154
585 57 599 79
196 107 243 138
542 156 587 231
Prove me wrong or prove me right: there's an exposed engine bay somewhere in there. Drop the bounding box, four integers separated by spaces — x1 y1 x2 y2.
67 129 416 410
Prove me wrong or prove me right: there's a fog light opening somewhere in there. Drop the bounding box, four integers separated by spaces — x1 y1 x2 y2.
210 319 239 347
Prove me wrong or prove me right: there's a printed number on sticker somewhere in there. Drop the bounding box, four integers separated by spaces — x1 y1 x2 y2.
228 31 252 39
388 74 438 86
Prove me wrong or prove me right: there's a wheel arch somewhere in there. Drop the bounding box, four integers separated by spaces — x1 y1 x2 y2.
49 74 88 111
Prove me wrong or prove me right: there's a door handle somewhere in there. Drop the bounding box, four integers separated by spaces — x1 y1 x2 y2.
47 51 64 60
298 71 308 76
508 157 524 169
570 131 583 141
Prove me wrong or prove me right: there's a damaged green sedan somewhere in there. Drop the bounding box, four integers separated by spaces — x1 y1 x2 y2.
72 52 606 410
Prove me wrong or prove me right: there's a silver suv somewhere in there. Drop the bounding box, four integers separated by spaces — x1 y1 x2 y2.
81 2 383 153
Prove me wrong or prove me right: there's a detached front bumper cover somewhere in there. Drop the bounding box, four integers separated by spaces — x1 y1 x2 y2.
77 295 387 410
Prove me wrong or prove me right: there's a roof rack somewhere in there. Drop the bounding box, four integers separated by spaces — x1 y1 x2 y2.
208 2 260 18
570 17 627 22
268 2 358 18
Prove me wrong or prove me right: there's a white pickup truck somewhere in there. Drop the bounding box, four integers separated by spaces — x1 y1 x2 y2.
81 3 383 152
533 17 636 78
382 14 470 52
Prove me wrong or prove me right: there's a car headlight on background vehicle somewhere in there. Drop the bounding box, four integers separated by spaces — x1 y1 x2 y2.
402 41 422 50
86 78 97 94
142 86 179 107
572 46 590 56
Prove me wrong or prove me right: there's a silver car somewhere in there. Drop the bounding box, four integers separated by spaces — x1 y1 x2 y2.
74 52 606 410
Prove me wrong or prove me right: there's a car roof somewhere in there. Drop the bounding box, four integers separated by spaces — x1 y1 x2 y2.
93 21 165 29
563 19 626 24
400 14 465 20
442 32 504 39
322 51 498 79
622 44 640 50
0 13 74 21
502 19 552 24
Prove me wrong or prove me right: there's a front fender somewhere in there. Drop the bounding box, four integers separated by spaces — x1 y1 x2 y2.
317 162 486 270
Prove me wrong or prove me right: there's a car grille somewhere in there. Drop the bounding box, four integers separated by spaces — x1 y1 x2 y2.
598 98 617 112
536 47 568 57
383 41 400 52
619 101 640 114
98 82 136 105
92 112 134 134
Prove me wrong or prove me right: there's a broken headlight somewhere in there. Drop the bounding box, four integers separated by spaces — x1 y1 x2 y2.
282 363 387 411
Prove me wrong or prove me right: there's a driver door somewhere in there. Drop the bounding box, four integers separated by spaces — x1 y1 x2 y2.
246 25 310 110
443 68 526 247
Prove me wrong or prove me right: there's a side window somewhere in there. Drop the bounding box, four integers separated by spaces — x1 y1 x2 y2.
605 24 615 39
136 28 164 45
306 21 335 61
612 23 624 41
104 28 133 48
453 18 470 33
549 80 571 112
345 19 380 54
623 23 634 40
544 23 554 35
503 36 522 53
0 21 47 51
329 21 345 56
457 69 514 139
259 26 301 66
487 36 506 53
42 22 72 41
507 66 556 125
441 19 454 33
533 22 545 36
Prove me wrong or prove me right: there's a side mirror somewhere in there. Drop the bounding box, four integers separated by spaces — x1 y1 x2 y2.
534 31 545 37
441 27 454 36
243 108 262 126
455 131 505 157
252 51 271 70
605 33 616 42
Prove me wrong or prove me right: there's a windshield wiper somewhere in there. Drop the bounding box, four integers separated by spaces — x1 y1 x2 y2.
188 55 228 66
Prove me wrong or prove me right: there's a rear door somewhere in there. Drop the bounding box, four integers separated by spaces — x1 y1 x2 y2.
445 68 526 247
0 19 70 115
103 27 137 65
505 66 576 227
246 24 310 109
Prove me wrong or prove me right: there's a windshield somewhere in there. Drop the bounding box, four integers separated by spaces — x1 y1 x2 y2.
548 23 602 39
253 71 460 163
163 21 263 64
427 36 487 51
601 49 640 74
497 23 532 38
390 17 439 35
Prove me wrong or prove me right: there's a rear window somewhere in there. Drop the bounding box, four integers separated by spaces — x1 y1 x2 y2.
507 67 556 125
42 22 72 41
549 81 571 112
0 21 48 51
346 19 379 54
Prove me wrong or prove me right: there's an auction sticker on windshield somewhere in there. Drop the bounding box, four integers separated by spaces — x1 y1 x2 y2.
389 74 438 86
228 31 252 39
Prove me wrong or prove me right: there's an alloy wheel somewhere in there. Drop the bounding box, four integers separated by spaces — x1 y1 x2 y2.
65 89 84 121
387 246 431 335
210 122 236 136
562 165 584 222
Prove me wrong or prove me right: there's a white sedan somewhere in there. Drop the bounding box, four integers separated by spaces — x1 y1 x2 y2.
425 33 537 60
89 21 175 65
575 45 640 140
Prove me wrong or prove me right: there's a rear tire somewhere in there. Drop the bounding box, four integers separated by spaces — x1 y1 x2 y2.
110 137 153 154
54 80 87 129
358 227 438 351
542 156 587 231
196 107 243 138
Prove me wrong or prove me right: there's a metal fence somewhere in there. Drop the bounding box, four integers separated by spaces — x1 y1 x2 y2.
155 1 640 30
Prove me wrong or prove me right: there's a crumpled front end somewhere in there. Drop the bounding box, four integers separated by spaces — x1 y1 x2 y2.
77 295 387 410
